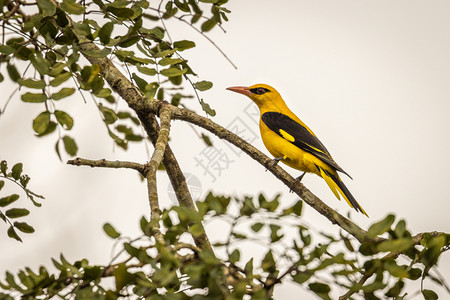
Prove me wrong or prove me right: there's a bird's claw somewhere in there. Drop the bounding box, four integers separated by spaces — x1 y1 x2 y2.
265 157 284 171
289 172 306 193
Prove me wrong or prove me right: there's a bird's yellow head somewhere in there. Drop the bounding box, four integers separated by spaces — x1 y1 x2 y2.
226 84 284 110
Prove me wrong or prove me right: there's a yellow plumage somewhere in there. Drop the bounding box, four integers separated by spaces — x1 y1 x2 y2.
227 83 368 216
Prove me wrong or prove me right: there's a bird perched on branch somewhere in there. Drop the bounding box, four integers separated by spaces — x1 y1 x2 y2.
227 84 367 216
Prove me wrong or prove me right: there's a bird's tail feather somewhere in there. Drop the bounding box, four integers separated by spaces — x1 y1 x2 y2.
319 167 368 217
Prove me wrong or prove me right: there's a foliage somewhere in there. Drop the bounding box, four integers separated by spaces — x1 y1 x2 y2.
1 193 449 298
0 0 449 299
0 160 43 242
0 0 219 158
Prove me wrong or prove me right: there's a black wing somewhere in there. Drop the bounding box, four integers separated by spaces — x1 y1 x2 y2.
261 112 351 178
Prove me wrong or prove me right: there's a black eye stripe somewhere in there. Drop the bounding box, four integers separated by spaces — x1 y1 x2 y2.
249 87 270 95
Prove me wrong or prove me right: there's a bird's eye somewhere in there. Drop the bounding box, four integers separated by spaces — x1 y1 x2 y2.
250 87 270 95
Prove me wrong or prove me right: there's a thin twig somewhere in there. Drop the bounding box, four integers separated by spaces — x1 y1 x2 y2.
67 158 146 174
146 7 238 69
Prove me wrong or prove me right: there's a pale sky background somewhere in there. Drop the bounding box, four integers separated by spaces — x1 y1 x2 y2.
1 1 449 299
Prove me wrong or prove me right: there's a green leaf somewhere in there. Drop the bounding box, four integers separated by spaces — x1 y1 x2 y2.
6 64 20 82
94 88 112 98
201 18 216 32
385 260 409 278
309 282 331 300
22 92 47 103
99 22 114 44
194 80 213 91
73 22 92 39
159 57 184 66
201 133 213 147
283 200 303 216
54 110 74 130
422 289 438 300
61 0 85 14
229 249 240 264
62 136 78 156
37 0 56 16
188 223 204 237
394 220 407 238
14 221 35 233
83 266 102 281
11 163 23 180
367 214 395 238
377 237 414 253
244 258 253 274
83 47 111 58
114 263 133 290
30 54 51 75
261 250 276 273
251 223 264 232
124 243 140 257
0 45 15 55
51 88 75 100
1 161 7 176
38 121 57 137
136 65 157 76
0 180 4 190
292 271 312 284
200 100 216 116
0 194 20 207
132 73 147 91
50 72 72 87
174 0 190 12
99 105 118 124
7 226 22 242
270 224 283 242
173 40 195 51
5 208 30 218
33 111 51 134
103 223 121 239
107 7 134 20
18 78 46 89
160 67 187 77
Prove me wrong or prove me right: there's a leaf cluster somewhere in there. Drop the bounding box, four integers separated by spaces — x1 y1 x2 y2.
1 0 226 159
2 192 448 299
0 161 43 242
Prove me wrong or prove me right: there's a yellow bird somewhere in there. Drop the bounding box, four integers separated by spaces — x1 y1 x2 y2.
227 84 367 216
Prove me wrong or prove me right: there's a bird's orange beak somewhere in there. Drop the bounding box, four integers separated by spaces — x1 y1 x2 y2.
226 86 252 97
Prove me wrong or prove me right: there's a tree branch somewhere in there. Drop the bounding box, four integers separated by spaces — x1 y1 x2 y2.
145 104 171 243
165 104 370 242
74 39 214 252
76 38 369 242
67 158 145 174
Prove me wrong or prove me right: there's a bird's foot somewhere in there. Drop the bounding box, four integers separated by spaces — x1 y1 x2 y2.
266 156 284 171
289 172 307 193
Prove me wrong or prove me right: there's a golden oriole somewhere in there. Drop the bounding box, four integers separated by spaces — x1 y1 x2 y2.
227 84 367 216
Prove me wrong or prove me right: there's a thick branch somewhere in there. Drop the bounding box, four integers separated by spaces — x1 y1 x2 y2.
167 105 369 242
137 109 214 252
78 40 368 242
76 40 214 252
67 158 145 174
145 105 171 243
